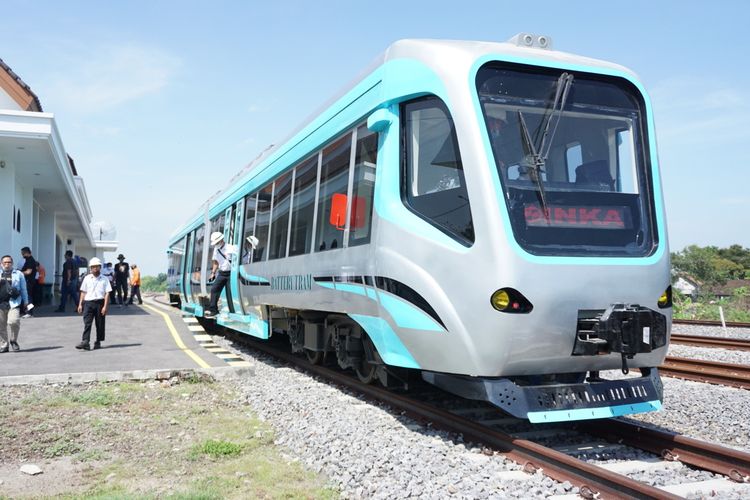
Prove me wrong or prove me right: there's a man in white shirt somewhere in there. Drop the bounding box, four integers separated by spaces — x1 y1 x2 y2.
76 257 112 350
205 232 237 318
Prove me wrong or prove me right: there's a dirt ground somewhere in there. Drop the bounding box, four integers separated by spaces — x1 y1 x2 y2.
0 375 335 499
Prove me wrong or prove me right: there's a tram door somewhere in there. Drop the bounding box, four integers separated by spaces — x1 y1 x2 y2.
181 232 193 307
229 198 245 315
221 206 236 314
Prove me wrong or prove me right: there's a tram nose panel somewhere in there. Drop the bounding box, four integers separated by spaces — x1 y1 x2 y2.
572 304 667 359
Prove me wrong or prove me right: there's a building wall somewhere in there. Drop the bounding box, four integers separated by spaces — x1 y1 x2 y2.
0 87 21 110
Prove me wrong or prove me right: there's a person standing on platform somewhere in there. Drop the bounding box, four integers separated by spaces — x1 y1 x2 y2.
102 262 116 305
56 251 80 312
76 257 111 351
128 264 143 305
205 232 237 318
0 255 29 352
19 247 37 318
114 254 130 306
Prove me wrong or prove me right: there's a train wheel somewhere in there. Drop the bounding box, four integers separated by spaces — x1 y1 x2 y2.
355 336 378 384
305 349 323 365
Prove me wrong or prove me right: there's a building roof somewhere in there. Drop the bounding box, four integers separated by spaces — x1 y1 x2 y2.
0 56 43 112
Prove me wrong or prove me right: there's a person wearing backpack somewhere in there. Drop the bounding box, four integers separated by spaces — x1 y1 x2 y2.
0 255 29 352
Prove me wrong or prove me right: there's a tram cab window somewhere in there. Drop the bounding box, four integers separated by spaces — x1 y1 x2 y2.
349 125 377 247
315 133 352 252
401 96 474 245
168 236 186 289
477 62 656 257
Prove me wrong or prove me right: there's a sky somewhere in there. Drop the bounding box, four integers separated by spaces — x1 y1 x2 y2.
4 0 750 276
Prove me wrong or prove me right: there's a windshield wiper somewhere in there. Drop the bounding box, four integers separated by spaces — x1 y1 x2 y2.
517 72 574 221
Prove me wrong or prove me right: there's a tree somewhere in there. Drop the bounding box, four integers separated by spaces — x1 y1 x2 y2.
141 273 167 292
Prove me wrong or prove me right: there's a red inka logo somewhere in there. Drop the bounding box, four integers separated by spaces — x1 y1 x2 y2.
524 204 629 229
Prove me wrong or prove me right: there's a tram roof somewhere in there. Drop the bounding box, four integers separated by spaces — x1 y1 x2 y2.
170 37 637 242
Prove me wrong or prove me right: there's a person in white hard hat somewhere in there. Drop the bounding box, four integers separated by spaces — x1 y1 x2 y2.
205 231 237 318
76 257 111 350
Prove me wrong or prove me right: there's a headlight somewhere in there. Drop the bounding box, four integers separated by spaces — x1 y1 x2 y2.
657 286 672 309
491 288 533 314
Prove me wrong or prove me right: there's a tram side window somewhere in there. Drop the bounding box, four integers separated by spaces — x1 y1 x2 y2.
192 225 205 284
349 125 377 247
269 172 293 260
210 213 225 240
315 133 352 252
242 193 257 264
253 185 273 262
168 236 186 286
402 97 474 245
289 155 318 256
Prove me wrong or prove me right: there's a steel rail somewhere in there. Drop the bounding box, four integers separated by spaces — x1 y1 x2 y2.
586 419 750 483
660 356 750 389
670 334 750 351
231 333 679 500
673 319 750 328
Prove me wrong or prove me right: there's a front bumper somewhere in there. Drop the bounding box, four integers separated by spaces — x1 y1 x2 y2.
422 367 663 423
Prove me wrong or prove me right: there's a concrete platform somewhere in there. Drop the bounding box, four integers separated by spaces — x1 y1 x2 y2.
0 296 235 382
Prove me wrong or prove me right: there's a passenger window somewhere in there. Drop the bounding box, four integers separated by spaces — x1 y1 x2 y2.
289 155 318 256
210 213 225 240
402 97 474 245
253 185 272 262
315 133 352 252
269 172 293 260
349 125 377 247
242 193 257 264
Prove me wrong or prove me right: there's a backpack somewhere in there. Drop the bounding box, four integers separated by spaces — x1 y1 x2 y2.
0 278 11 305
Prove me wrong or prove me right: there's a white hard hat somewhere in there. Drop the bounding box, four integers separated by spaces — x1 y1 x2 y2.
89 257 102 267
210 231 224 245
246 235 259 249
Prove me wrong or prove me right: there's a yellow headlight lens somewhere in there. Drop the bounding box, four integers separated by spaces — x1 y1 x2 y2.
658 291 669 306
491 290 510 311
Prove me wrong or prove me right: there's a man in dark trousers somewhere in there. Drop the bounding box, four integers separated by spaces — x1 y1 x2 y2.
113 254 130 306
56 250 79 312
76 257 111 350
20 247 37 318
205 232 237 318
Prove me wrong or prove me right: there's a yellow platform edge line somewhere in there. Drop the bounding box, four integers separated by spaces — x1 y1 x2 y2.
143 304 211 369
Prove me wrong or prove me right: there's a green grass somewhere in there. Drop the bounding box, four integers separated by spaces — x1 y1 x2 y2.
0 380 336 499
191 439 244 458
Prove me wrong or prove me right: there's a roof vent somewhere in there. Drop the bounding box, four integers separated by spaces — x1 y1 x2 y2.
508 33 553 50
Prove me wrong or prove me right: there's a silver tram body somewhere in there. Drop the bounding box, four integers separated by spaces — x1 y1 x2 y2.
168 36 671 422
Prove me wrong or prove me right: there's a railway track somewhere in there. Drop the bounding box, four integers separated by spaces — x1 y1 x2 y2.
660 356 750 389
199 322 750 499
670 333 750 351
673 318 750 329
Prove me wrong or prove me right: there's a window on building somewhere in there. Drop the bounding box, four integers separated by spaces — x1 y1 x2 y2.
315 133 352 252
289 155 318 256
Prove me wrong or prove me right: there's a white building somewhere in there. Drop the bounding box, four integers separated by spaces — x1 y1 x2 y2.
0 57 117 290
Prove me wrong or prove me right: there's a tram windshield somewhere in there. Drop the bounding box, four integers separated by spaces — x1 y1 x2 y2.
476 62 657 257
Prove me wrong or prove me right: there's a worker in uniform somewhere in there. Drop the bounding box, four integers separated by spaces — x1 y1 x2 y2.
205 232 237 318
76 257 111 351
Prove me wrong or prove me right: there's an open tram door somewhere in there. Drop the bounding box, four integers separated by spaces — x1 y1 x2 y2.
228 198 245 315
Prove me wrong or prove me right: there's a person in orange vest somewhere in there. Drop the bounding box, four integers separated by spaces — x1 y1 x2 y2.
127 264 143 305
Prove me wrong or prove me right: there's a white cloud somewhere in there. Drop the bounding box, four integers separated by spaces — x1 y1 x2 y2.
49 44 181 113
650 77 750 144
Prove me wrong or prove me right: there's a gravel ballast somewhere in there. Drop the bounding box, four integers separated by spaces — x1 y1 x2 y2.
213 325 750 498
